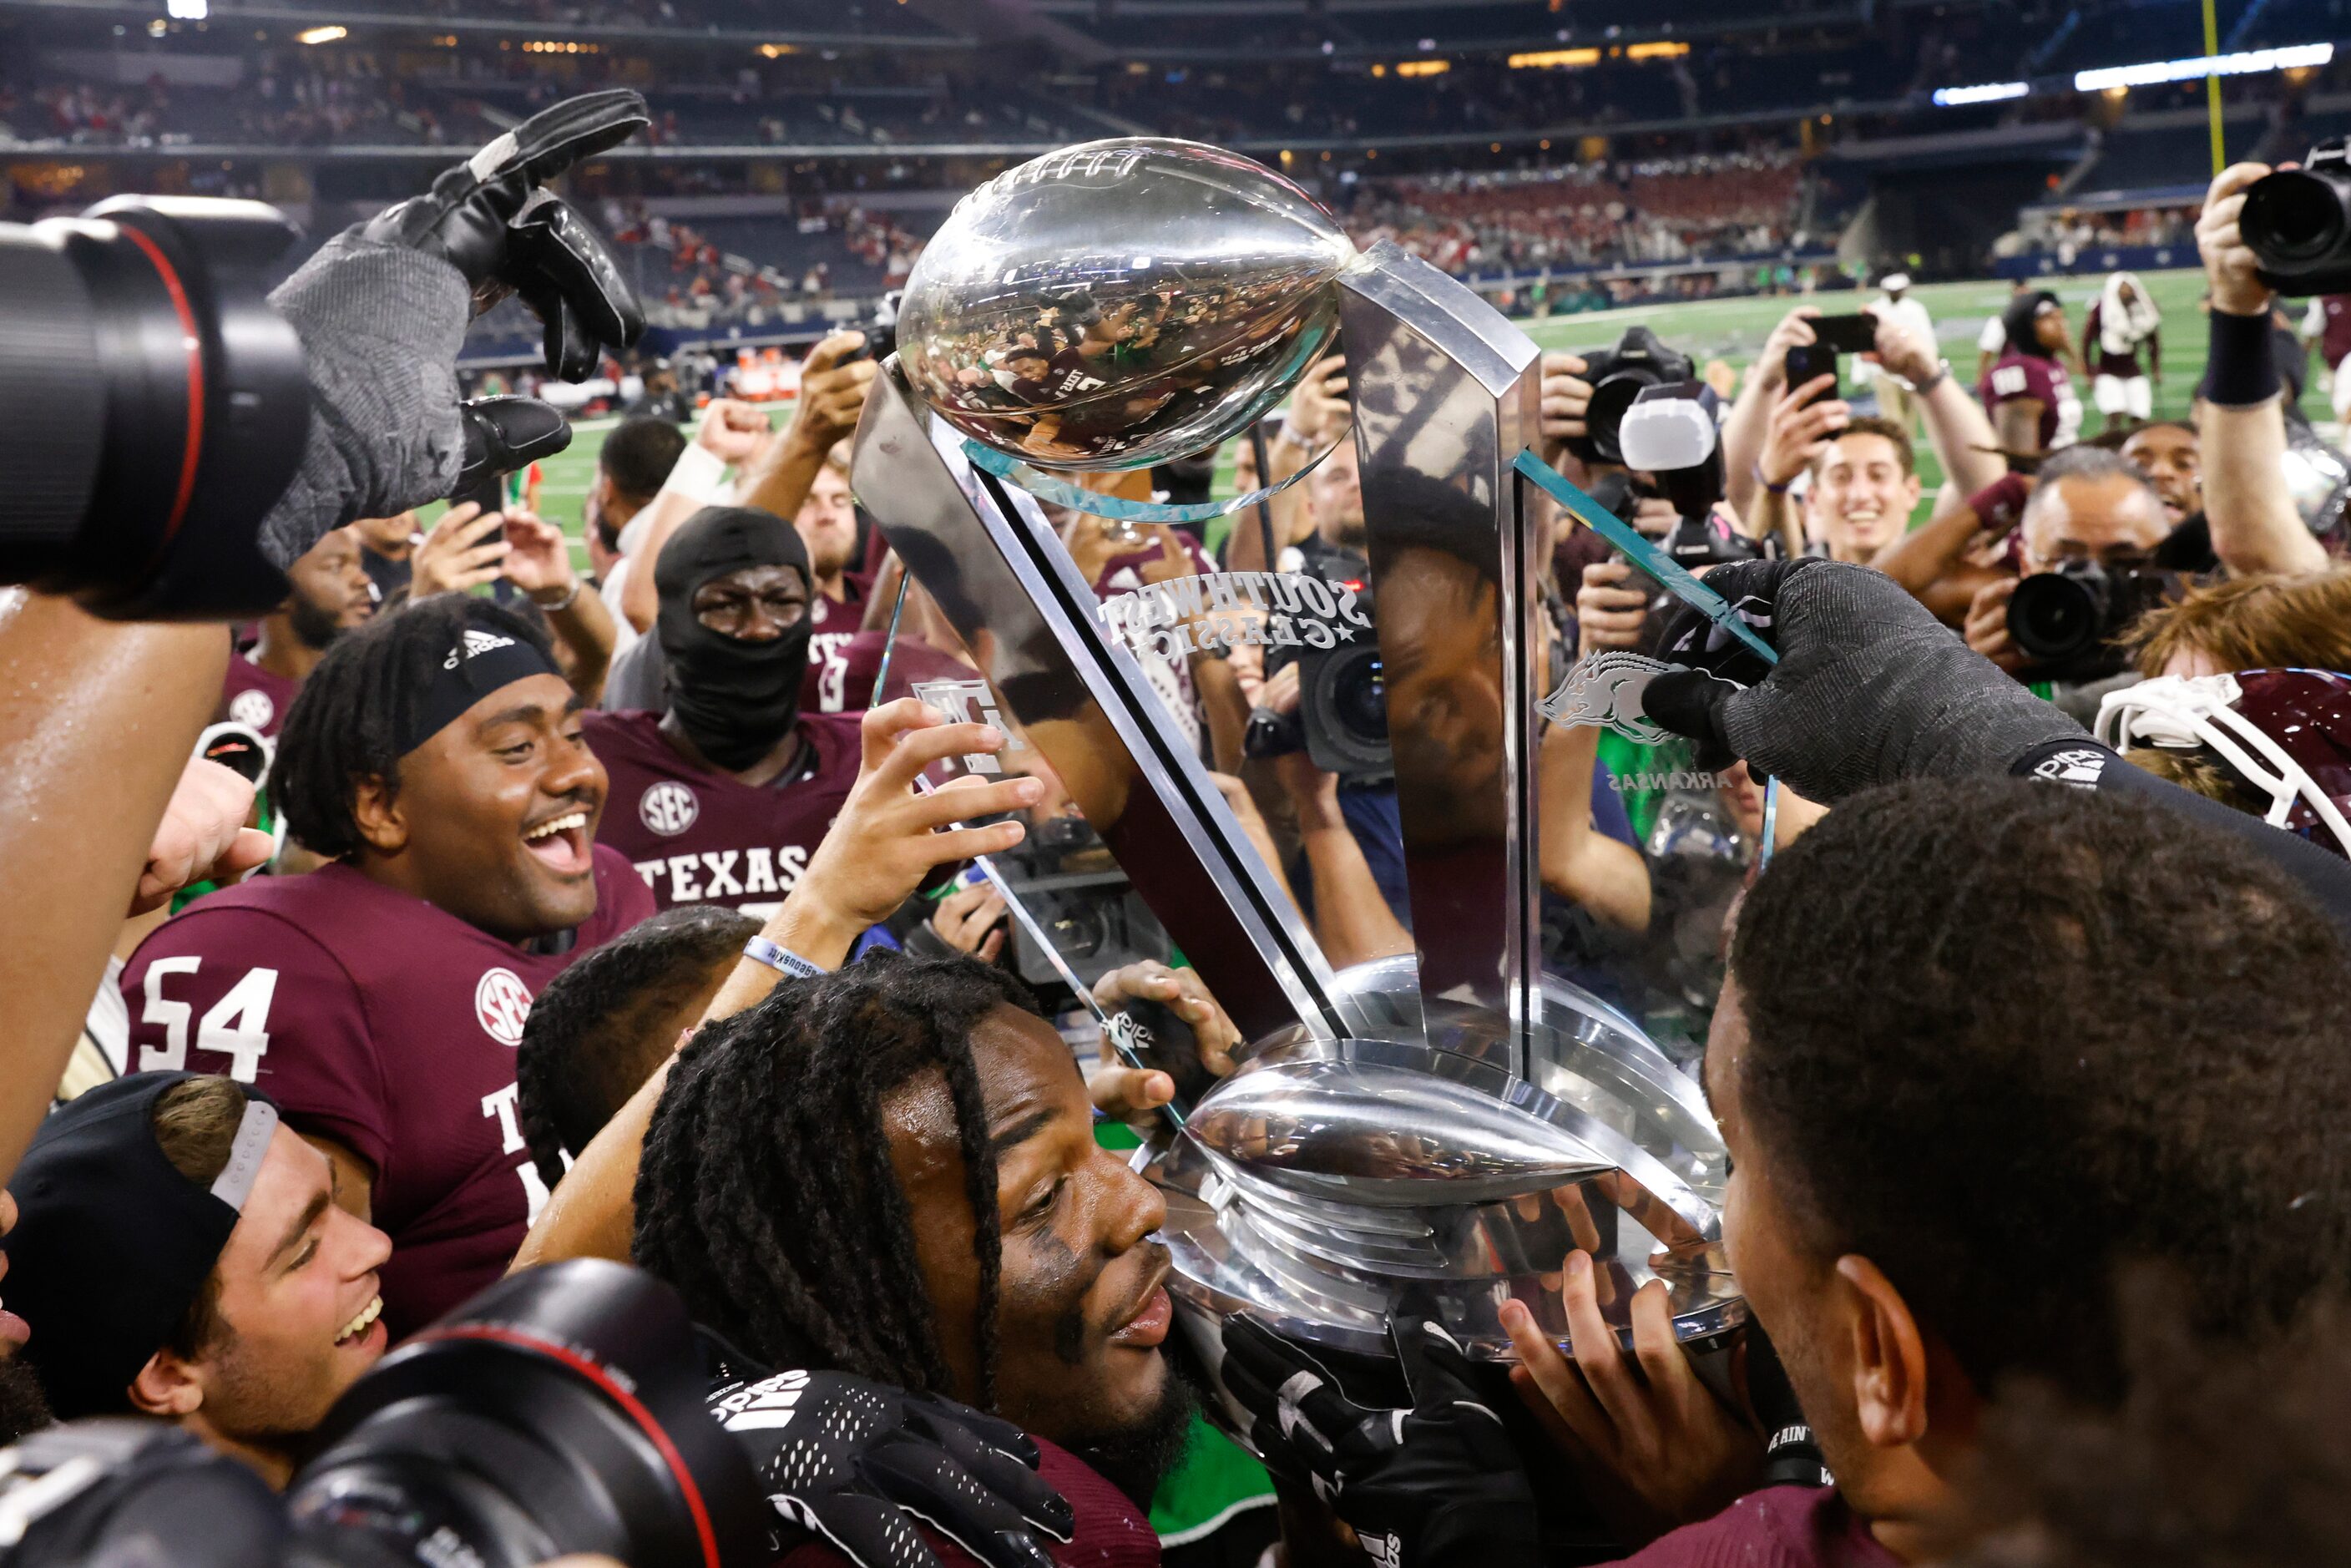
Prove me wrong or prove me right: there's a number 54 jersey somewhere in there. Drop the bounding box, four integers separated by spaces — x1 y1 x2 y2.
117 847 655 1341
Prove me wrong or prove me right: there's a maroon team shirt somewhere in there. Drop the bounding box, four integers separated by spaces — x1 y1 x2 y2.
218 653 301 739
2318 295 2351 367
1612 1485 1896 1568
1978 351 2081 450
2081 301 2157 380
118 847 655 1339
582 708 863 913
801 630 975 715
809 569 874 633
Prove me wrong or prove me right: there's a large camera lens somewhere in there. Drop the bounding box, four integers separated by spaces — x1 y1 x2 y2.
2242 167 2351 263
1332 653 1388 746
2007 566 2110 664
287 1261 767 1568
1582 371 1662 466
0 197 309 619
1302 642 1393 780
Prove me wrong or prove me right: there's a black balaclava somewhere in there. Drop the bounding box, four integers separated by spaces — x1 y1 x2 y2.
655 504 815 771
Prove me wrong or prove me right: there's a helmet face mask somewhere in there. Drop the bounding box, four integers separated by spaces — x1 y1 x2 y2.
2097 670 2351 857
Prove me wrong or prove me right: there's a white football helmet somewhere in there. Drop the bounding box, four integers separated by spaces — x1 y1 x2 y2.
2096 670 2351 857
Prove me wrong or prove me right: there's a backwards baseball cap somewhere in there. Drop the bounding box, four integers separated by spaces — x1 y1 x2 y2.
1880 272 1913 292
2 1074 278 1419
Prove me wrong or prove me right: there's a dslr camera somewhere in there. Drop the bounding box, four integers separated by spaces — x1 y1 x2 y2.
983 812 1175 997
1561 325 1697 467
1245 559 1392 784
1615 380 1765 571
0 1262 768 1568
2241 138 2351 295
2006 559 2177 679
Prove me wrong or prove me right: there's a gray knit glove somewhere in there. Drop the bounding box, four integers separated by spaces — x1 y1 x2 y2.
253 89 647 568
1642 559 2086 802
255 231 470 568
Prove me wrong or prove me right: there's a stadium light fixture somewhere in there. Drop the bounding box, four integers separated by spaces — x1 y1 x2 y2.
165 0 206 18
1625 41 1689 60
2073 41 2333 92
1395 58 1449 77
296 23 345 43
758 42 796 56
1509 47 1600 68
1930 79 2028 105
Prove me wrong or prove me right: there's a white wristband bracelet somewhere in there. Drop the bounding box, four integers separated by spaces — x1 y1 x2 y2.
660 443 731 508
743 935 830 981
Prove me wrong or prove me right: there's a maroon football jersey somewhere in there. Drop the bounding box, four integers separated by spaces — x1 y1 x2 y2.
1979 351 2081 450
218 653 301 739
117 847 655 1339
2081 301 2156 380
582 708 862 914
809 569 873 633
802 630 975 715
2319 295 2351 367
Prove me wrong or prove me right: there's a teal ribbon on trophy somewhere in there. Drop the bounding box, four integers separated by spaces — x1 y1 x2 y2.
962 431 1341 527
1512 450 1786 864
1511 450 1778 668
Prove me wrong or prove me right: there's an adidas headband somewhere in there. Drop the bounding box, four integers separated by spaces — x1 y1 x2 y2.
397 620 566 756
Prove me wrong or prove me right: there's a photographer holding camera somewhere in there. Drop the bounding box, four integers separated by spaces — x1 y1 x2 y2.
2192 160 2337 579
1953 446 2173 695
1742 306 2004 564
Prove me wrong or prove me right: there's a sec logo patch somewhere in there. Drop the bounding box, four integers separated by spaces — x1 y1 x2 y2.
475 967 533 1046
640 781 700 837
228 689 276 732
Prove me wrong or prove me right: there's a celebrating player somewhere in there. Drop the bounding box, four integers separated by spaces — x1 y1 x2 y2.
119 597 654 1340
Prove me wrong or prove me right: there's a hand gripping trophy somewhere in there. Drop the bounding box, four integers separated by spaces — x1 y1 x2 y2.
846 139 1744 1421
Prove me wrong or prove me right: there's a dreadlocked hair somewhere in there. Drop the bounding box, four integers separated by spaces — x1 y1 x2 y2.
515 903 759 1191
631 950 1044 1409
272 595 554 860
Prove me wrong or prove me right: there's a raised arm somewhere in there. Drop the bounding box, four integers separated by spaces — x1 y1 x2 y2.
2196 163 2332 577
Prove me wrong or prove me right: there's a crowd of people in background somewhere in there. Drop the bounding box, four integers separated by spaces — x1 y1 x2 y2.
9 83 2351 1568
1352 151 1812 278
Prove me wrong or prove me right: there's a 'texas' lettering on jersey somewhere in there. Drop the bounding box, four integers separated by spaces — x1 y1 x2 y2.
582 708 862 917
631 837 813 913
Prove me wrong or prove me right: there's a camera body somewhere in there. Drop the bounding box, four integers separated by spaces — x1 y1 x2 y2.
1246 554 1392 785
0 1262 767 1568
1564 326 1697 467
2241 139 2351 296
988 812 1175 996
2006 559 2177 678
850 288 903 363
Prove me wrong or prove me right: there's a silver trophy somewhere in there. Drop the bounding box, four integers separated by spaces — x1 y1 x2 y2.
850 139 1742 1402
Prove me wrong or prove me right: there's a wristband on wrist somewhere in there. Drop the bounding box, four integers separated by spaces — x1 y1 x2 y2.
743 935 830 980
2204 307 2283 408
530 579 581 614
1753 462 1794 496
1911 362 1949 395
660 443 731 506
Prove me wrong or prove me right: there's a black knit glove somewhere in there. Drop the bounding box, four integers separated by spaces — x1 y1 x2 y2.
707 1369 1074 1568
1221 1313 1541 1568
361 87 648 377
1641 559 2084 802
256 91 646 567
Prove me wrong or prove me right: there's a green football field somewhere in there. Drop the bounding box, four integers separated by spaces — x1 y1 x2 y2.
526 266 2310 567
